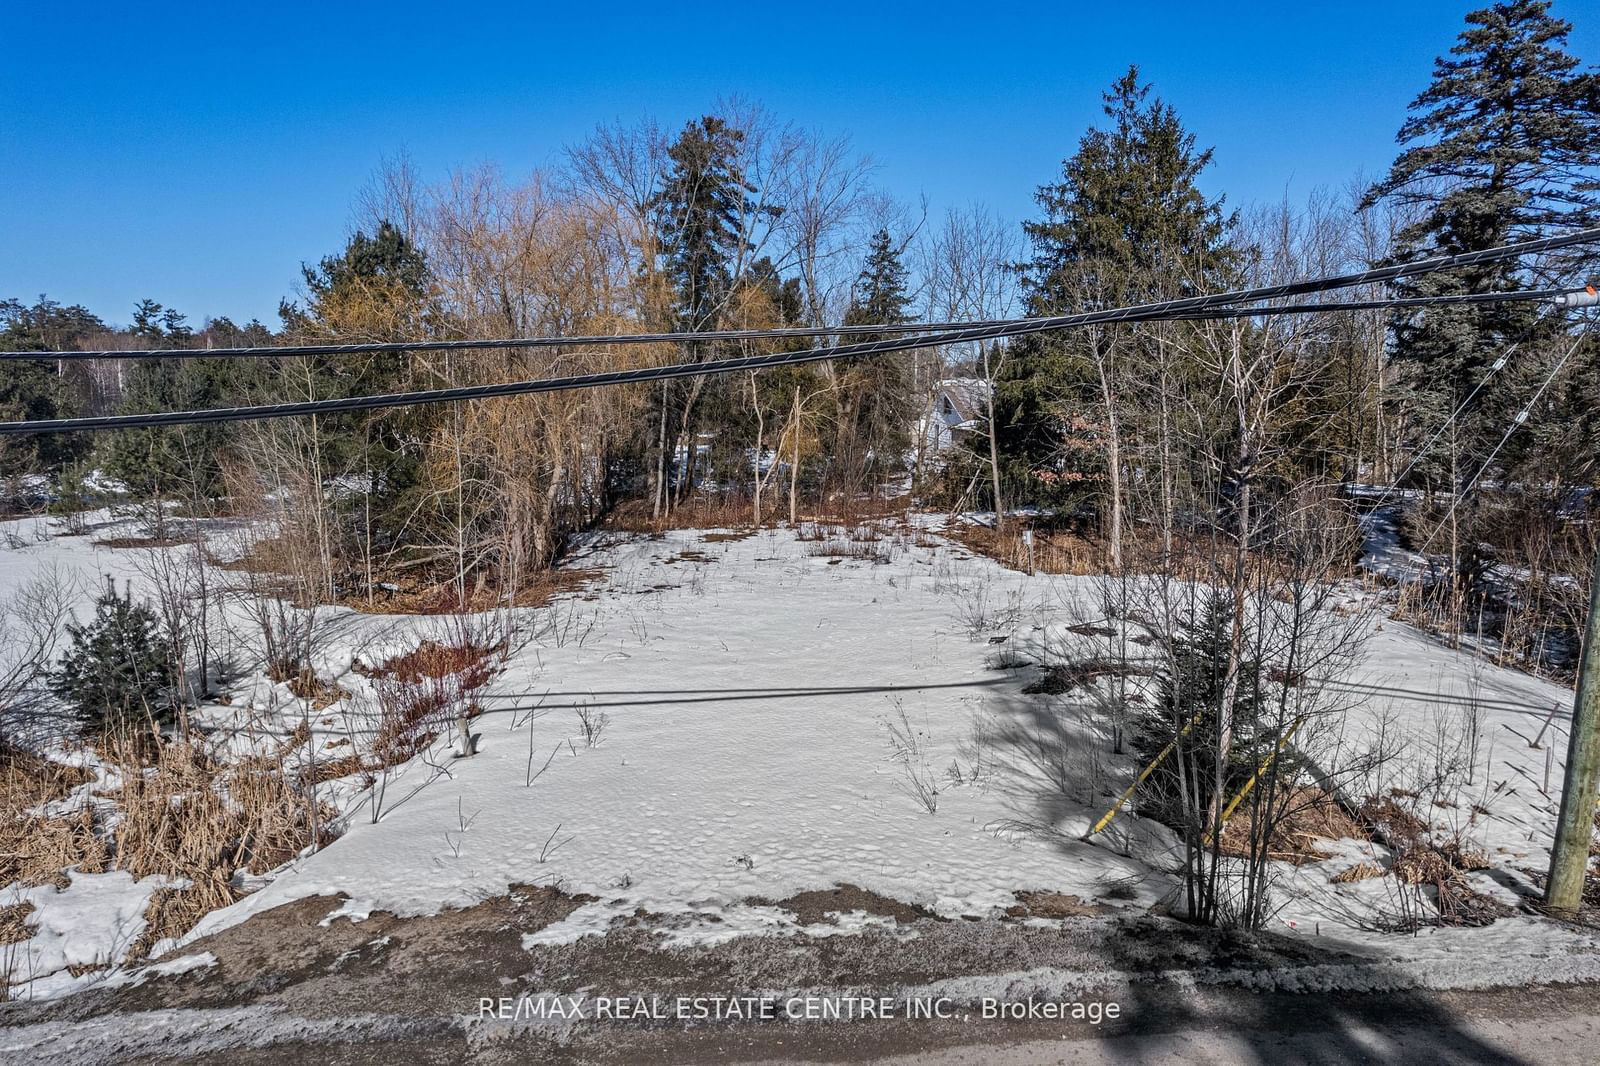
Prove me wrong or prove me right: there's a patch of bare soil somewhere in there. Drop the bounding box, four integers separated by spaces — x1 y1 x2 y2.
2 880 1485 1065
1005 891 1110 918
751 883 943 925
94 535 189 549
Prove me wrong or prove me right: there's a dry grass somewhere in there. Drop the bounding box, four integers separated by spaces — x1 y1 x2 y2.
949 523 1107 575
93 535 188 549
0 902 35 945
806 540 891 563
0 807 107 890
1330 862 1387 884
339 567 604 616
351 639 498 770
1216 787 1366 865
285 669 348 710
0 751 105 890
0 735 339 972
1356 793 1506 926
216 535 603 616
602 495 915 536
366 640 496 686
701 530 759 543
602 497 773 535
951 519 1356 584
303 753 370 787
109 740 338 959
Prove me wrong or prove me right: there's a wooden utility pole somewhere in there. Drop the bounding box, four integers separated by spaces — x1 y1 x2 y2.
1546 552 1600 914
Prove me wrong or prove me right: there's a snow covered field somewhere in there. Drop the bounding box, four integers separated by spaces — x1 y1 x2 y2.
1 510 1597 1002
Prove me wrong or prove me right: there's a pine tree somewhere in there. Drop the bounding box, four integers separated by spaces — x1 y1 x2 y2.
830 230 918 490
0 296 101 475
1134 595 1267 829
997 66 1236 517
654 117 763 334
51 577 175 733
278 222 439 537
102 301 232 508
1363 1 1600 482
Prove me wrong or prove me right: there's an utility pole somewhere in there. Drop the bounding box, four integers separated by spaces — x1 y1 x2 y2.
1546 548 1600 914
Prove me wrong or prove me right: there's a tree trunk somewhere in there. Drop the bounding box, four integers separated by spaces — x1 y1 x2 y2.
982 345 1005 533
789 386 802 525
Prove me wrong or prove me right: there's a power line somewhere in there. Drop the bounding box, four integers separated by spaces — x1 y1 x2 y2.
9 223 1596 362
1413 313 1596 561
1370 299 1564 501
4 228 1598 436
0 288 1566 366
5 318 1015 362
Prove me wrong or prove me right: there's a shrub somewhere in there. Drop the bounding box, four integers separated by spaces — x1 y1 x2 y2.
1134 593 1273 829
50 576 176 733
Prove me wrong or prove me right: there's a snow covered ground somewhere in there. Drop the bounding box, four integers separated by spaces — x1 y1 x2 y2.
1 509 1597 1003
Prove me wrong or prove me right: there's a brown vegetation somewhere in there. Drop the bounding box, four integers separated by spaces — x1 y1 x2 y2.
1216 788 1366 866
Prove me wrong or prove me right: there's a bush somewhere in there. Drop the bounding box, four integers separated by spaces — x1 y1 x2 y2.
1134 593 1272 829
47 463 91 535
50 576 175 732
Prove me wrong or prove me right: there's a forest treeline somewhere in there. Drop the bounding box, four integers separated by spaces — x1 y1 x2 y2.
2 2 1598 650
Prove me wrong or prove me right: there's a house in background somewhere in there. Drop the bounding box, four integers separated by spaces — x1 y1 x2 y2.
918 377 992 457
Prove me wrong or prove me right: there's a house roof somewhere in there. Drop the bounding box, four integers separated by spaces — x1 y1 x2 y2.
936 378 992 423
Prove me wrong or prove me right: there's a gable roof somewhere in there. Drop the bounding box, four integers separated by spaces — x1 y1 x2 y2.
936 378 991 423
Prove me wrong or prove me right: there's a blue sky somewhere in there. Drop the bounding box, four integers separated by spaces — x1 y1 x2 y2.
3 2 1595 327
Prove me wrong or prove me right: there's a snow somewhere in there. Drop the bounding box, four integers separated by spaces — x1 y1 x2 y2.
184 526 1170 942
2 507 1598 1000
1358 504 1433 582
1 869 178 997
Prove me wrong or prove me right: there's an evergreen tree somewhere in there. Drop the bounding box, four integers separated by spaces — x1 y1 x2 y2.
843 229 911 335
650 116 776 502
654 116 763 334
102 301 232 506
295 220 430 326
835 230 918 488
50 576 176 733
0 297 103 475
996 67 1236 512
1363 1 1600 482
278 221 438 534
1134 595 1269 829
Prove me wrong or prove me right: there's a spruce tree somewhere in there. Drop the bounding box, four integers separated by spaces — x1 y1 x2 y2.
1134 595 1267 829
0 296 101 475
834 230 918 488
654 117 763 334
51 577 176 733
843 229 911 336
102 301 234 508
1363 1 1600 483
651 116 775 501
997 66 1236 513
